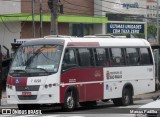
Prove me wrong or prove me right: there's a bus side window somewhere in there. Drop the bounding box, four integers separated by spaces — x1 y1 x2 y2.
125 48 139 66
62 49 77 70
105 48 110 67
95 48 107 67
110 48 125 66
78 48 94 67
140 48 153 65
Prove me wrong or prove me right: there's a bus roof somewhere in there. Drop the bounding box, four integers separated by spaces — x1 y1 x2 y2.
20 36 151 47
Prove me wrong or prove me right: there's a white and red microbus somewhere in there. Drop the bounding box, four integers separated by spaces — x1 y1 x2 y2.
7 35 155 111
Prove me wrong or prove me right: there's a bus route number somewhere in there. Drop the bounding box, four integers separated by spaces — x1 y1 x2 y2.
31 79 41 83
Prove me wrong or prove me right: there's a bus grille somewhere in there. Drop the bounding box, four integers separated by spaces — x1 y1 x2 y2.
18 95 37 100
16 85 40 91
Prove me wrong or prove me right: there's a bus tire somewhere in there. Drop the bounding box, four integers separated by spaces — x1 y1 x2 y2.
121 88 132 106
63 91 77 111
113 88 132 106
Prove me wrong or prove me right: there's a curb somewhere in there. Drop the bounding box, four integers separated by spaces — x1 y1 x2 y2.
133 91 160 101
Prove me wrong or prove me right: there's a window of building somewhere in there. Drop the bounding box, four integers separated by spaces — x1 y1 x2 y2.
110 48 125 66
125 48 140 65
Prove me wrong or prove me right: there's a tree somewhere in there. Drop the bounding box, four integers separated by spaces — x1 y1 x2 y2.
147 24 157 37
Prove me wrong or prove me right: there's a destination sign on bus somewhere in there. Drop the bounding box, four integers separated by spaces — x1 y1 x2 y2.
24 47 57 53
107 23 144 34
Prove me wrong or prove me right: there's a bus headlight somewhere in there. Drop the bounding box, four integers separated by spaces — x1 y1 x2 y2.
44 84 48 88
49 84 52 87
9 85 12 89
7 85 12 89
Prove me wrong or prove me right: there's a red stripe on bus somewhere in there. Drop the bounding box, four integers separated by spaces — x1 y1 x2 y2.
6 76 12 85
60 68 103 103
9 77 27 86
12 78 27 86
67 42 100 47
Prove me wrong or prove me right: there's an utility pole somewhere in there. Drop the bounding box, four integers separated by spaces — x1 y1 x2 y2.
48 0 58 35
40 0 43 37
157 0 159 44
156 0 159 89
32 0 35 38
0 46 2 106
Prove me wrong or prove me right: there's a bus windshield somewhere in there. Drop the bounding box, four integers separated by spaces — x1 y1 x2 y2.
9 44 63 77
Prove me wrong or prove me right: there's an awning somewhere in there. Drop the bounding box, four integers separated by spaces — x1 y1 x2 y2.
0 13 107 24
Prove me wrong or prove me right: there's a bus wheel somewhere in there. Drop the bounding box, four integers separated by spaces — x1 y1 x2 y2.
63 91 77 111
121 88 132 106
113 88 132 106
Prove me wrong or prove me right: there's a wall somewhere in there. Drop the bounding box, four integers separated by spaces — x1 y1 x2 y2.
0 22 21 54
94 0 146 16
21 22 69 38
0 1 21 54
0 1 21 14
62 0 94 16
21 0 94 16
21 0 93 38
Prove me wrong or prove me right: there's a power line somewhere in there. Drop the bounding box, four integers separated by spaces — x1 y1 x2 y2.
0 12 44 33
0 16 19 33
63 0 160 21
0 0 158 23
63 0 148 16
0 0 158 12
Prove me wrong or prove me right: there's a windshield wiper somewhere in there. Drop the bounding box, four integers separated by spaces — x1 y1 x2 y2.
26 67 49 74
11 69 28 74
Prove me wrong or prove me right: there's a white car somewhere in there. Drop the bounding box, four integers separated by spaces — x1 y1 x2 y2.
135 97 160 117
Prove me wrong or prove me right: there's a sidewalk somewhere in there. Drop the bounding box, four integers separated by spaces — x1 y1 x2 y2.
133 90 160 100
0 90 160 109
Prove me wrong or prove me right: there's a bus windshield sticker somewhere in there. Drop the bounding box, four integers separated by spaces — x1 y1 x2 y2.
37 65 55 70
12 66 26 70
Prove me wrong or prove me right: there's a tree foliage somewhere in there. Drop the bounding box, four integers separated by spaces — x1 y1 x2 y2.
147 24 157 37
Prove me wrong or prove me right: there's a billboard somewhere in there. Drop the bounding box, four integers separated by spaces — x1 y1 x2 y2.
107 23 145 34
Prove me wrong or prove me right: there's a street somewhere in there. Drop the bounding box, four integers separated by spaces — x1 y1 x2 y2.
0 99 153 117
1 99 152 117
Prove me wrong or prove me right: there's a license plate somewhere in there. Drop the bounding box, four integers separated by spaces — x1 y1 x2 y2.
22 92 31 96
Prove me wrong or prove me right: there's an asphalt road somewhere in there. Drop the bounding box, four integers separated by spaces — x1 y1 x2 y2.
0 99 153 117
40 99 152 114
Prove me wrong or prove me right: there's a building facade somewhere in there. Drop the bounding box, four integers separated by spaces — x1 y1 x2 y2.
146 0 160 23
0 0 153 53
0 1 21 54
94 0 147 16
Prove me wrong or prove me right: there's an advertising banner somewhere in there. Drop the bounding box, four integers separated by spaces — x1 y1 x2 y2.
107 23 145 34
